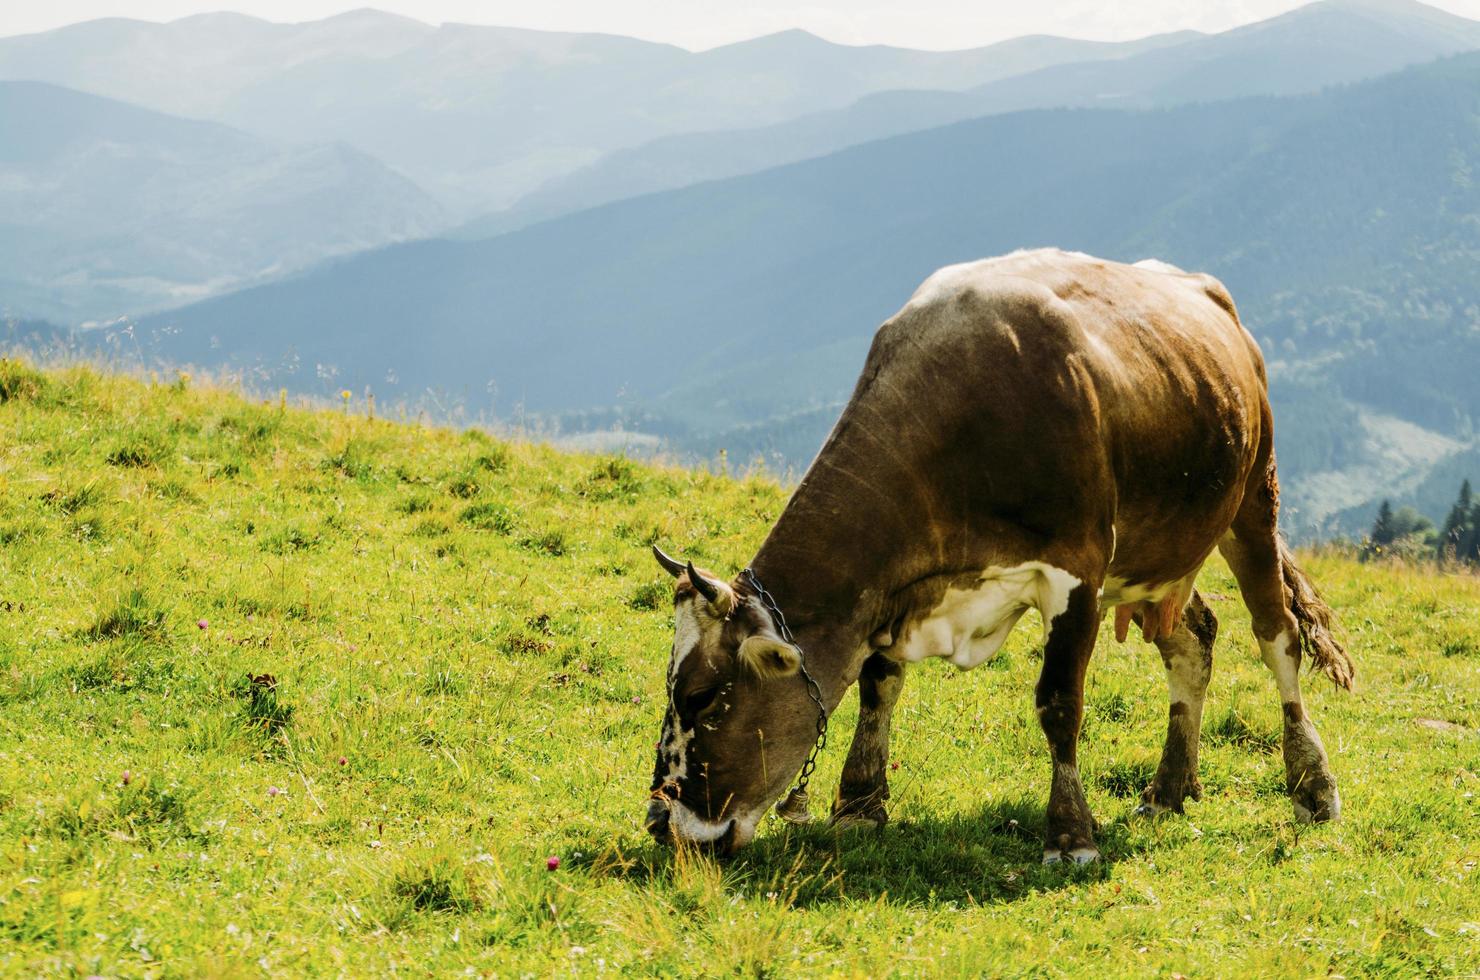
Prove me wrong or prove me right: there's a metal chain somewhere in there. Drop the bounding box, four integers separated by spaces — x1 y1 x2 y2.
742 568 828 798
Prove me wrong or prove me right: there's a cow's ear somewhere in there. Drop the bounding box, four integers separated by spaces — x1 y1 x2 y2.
738 636 801 678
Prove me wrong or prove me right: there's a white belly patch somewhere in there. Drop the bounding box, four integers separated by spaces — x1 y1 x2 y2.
891 563 1082 670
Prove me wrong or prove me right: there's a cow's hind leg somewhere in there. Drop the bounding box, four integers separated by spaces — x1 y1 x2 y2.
1218 468 1344 823
1038 581 1103 864
832 653 905 828
1137 590 1217 816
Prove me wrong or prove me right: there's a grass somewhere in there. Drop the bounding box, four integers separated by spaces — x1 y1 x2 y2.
0 358 1477 976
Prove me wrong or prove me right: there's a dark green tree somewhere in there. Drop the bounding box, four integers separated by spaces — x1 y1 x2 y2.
1371 499 1396 547
1390 506 1435 543
1439 479 1473 562
1464 492 1480 564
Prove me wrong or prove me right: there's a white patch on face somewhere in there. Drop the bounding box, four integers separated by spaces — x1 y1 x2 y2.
667 800 764 848
668 604 702 689
657 602 706 787
890 562 1082 670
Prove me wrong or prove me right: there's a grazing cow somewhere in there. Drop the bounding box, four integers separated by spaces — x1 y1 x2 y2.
645 249 1353 863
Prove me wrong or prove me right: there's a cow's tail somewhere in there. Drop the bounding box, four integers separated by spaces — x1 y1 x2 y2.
1278 536 1355 690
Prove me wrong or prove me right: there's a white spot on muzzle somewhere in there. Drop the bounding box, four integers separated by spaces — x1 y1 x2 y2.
667 800 764 849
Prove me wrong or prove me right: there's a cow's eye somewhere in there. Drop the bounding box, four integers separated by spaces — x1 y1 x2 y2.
679 686 719 723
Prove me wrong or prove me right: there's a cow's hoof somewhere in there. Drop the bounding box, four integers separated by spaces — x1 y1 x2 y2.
1043 844 1101 865
1135 793 1180 818
832 784 888 831
1137 775 1201 817
830 797 888 831
831 810 886 831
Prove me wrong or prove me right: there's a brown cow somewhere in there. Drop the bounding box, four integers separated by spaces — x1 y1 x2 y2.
645 249 1353 863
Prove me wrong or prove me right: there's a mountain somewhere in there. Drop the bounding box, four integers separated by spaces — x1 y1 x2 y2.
458 0 1480 238
0 11 1196 216
0 80 446 323
136 51 1480 536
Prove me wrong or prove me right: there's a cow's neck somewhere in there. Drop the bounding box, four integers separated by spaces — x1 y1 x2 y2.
747 454 935 708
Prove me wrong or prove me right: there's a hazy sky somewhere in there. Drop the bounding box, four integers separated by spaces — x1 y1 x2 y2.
9 0 1480 50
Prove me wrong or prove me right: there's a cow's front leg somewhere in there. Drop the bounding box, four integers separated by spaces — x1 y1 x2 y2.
832 653 905 828
1037 582 1102 864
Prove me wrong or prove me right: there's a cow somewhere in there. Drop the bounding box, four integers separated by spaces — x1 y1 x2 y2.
644 249 1354 864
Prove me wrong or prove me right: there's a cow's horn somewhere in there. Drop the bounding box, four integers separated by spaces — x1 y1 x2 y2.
685 561 720 603
652 545 686 578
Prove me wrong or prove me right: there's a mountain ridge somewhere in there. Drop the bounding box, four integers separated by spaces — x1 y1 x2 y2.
0 79 447 323
458 0 1480 238
134 51 1480 536
0 9 1208 215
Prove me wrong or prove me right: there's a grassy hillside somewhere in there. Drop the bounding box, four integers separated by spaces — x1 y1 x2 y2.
1 359 1477 976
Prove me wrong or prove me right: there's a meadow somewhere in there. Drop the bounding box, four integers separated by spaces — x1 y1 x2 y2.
0 358 1477 977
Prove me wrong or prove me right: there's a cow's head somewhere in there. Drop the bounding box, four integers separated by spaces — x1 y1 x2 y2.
644 546 818 853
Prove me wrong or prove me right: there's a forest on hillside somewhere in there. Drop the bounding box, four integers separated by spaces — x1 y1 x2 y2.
1366 478 1480 563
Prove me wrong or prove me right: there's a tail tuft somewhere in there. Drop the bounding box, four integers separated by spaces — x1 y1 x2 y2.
1278 537 1355 690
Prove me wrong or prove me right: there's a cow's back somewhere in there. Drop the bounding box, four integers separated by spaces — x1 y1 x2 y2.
828 248 1266 586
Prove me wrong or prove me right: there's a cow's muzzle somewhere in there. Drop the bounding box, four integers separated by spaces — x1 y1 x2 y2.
645 799 738 854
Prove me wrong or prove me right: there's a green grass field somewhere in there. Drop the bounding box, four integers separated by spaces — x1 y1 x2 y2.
1 359 1477 977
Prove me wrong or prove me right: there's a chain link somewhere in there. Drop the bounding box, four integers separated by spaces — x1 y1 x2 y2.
742 568 828 797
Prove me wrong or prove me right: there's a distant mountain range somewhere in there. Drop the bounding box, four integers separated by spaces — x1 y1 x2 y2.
0 80 446 322
5 0 1479 319
127 48 1480 536
0 10 1190 217
459 0 1480 237
5 0 1480 537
